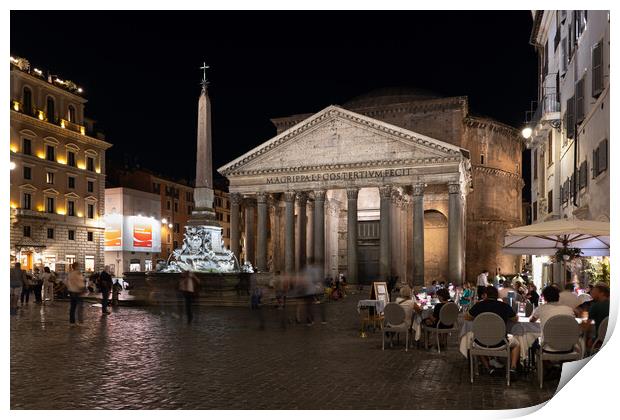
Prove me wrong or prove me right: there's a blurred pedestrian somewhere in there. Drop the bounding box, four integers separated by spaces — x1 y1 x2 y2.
99 266 113 315
179 270 200 324
66 262 87 326
32 267 43 304
112 279 123 306
41 267 55 303
20 270 33 306
251 285 265 329
10 262 25 315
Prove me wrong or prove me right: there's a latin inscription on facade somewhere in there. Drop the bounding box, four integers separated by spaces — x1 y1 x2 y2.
266 168 413 185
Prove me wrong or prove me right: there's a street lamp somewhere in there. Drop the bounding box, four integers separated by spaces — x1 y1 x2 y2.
521 127 533 139
9 161 16 170
161 218 167 224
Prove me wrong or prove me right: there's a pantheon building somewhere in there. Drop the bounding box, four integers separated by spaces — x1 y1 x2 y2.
218 88 524 286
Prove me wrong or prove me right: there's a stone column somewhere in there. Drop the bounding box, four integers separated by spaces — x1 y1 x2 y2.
306 200 315 266
284 191 296 274
256 192 268 272
379 185 392 281
412 183 425 287
295 192 307 272
448 182 465 285
347 188 359 283
244 198 256 266
229 192 242 260
313 190 326 278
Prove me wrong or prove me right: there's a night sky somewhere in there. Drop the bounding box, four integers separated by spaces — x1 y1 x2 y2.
11 10 536 194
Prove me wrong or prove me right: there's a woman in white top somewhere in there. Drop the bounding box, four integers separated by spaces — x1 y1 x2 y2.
530 286 576 352
395 285 421 327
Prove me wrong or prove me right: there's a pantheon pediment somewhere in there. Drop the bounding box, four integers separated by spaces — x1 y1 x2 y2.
219 105 468 176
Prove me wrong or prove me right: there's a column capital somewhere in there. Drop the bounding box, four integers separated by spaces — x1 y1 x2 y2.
295 191 308 205
448 182 461 195
412 183 425 197
346 187 359 200
230 192 243 206
283 191 296 203
379 185 392 199
314 189 327 201
256 191 268 204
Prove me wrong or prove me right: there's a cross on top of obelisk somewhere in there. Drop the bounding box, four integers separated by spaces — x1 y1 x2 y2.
200 62 210 90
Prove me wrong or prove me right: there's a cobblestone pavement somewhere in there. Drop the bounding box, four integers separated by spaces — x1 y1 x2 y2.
11 295 558 410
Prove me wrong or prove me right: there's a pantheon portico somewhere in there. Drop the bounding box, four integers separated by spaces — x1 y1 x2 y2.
219 105 471 286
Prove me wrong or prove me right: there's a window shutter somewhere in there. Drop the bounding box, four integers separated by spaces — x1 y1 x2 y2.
598 139 608 174
575 77 585 123
593 148 599 178
566 95 575 138
561 37 568 75
579 160 588 189
548 190 553 213
568 23 573 58
592 41 604 97
570 175 575 199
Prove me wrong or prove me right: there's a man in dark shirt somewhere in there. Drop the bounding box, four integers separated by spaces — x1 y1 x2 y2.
99 266 114 315
465 286 521 375
584 284 610 345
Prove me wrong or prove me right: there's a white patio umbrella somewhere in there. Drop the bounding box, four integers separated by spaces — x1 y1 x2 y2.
502 219 610 256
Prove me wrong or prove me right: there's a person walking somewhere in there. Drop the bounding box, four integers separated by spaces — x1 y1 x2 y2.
179 270 199 324
476 270 489 300
10 262 25 315
99 266 113 315
41 267 55 303
112 279 122 306
66 262 87 326
32 267 43 304
20 270 33 306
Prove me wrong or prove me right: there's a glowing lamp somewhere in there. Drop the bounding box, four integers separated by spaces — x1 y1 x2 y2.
13 101 19 111
9 161 16 170
521 127 532 139
57 158 66 165
34 68 42 75
161 218 167 224
10 56 16 62
80 126 85 135
10 145 18 153
77 88 83 93
95 168 101 174
77 163 86 170
10 202 17 209
38 111 45 120
168 223 173 229
37 205 44 212
57 209 66 215
77 212 83 218
37 152 46 159
60 120 66 129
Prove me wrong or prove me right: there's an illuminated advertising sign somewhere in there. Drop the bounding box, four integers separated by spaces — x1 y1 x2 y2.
133 223 153 248
104 214 161 252
104 214 123 251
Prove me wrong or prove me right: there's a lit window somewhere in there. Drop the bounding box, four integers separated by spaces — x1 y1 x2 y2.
22 193 31 210
84 255 95 272
46 197 55 213
46 172 54 184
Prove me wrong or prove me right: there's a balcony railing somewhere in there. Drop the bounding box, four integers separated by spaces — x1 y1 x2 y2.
11 100 86 135
531 92 560 126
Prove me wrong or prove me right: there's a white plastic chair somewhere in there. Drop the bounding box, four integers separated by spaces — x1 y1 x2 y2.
381 303 410 352
469 312 511 386
537 314 582 388
422 302 459 353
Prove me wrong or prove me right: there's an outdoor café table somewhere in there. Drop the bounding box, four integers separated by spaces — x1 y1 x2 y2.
357 299 386 333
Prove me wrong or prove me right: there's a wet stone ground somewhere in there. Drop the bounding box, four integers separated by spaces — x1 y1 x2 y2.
11 294 558 410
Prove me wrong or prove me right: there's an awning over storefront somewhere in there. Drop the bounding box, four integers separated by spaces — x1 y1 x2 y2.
14 238 47 251
502 219 610 256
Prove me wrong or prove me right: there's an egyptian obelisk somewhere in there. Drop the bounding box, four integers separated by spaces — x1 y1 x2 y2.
188 62 223 251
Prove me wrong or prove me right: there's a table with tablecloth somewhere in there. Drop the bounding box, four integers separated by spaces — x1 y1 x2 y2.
459 317 587 361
